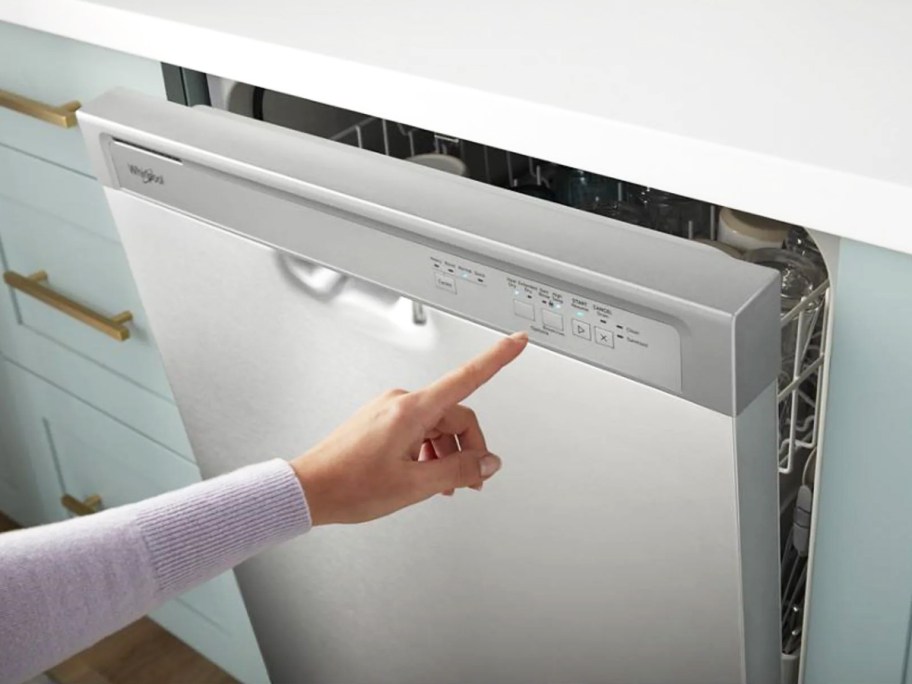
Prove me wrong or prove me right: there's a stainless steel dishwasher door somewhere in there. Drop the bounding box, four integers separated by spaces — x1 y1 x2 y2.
79 89 782 684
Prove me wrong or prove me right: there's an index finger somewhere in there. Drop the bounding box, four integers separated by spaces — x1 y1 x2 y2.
417 331 528 414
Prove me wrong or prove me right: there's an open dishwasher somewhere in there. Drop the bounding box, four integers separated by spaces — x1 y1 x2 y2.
75 75 831 684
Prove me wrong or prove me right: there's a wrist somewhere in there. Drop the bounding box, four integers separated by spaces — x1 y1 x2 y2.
290 450 334 526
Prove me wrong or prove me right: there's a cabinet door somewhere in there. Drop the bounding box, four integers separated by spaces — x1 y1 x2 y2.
0 358 28 520
0 357 63 526
0 176 175 398
804 240 912 684
0 145 194 459
8 362 270 684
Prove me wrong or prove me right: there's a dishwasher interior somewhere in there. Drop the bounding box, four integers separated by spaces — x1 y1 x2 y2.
205 76 831 680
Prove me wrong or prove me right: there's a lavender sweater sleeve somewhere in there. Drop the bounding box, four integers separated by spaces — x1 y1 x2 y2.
0 459 311 684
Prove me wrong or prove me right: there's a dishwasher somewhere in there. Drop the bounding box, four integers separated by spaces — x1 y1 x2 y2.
75 76 831 684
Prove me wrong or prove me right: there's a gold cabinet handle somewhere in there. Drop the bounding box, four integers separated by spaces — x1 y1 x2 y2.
3 270 133 341
61 493 103 516
0 89 81 128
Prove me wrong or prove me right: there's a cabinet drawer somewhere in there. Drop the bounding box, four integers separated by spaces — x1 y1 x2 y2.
0 195 173 398
0 357 47 527
9 361 270 684
0 143 120 242
0 22 165 175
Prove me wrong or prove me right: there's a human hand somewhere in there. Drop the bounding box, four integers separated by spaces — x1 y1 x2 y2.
290 332 529 525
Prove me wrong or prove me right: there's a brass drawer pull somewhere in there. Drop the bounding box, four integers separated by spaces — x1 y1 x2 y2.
0 89 81 128
61 493 102 516
3 270 133 341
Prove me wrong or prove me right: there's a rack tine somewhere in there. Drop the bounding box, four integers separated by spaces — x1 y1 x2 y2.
381 119 390 157
354 123 364 150
780 280 829 326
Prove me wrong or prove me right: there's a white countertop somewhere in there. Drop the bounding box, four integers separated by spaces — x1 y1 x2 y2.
4 0 912 255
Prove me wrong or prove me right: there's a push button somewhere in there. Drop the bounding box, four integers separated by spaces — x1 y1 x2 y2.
572 319 591 340
542 310 564 332
435 272 457 294
595 327 615 348
513 299 535 321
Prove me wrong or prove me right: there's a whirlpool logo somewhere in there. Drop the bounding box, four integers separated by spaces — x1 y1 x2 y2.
128 164 164 185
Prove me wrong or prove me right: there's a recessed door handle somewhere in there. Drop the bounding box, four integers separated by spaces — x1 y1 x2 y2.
0 89 81 128
61 493 103 516
3 270 133 341
280 255 426 326
280 255 347 298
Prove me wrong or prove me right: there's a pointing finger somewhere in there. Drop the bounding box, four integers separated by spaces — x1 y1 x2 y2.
417 332 527 417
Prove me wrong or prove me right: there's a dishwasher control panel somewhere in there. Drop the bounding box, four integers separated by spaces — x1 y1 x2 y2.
427 253 682 393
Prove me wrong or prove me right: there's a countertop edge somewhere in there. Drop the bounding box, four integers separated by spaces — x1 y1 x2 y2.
3 1 911 257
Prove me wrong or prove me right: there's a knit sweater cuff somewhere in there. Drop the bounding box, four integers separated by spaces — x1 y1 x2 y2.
134 459 311 598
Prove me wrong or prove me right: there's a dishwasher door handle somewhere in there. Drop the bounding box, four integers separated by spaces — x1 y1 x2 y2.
280 253 425 326
280 255 347 299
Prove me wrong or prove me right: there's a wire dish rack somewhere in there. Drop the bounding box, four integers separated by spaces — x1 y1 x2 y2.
777 276 829 667
329 113 540 189
778 280 830 475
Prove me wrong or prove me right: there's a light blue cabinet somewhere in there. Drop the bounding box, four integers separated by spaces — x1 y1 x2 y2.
0 21 166 175
804 239 912 684
7 361 270 684
0 358 58 526
1 20 269 683
0 182 175 397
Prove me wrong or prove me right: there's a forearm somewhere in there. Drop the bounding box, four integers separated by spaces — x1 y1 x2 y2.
0 459 311 684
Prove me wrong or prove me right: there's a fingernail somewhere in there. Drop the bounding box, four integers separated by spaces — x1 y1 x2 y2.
479 454 501 478
510 331 529 343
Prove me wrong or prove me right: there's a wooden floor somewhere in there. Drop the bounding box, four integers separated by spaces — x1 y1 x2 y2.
0 512 238 684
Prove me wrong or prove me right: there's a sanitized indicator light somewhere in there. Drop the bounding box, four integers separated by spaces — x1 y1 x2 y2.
576 311 585 317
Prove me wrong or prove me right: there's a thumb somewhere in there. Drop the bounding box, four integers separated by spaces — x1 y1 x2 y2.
414 450 502 497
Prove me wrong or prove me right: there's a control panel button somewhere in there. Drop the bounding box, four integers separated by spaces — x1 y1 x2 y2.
572 319 591 340
542 310 564 332
595 327 615 348
435 272 457 294
513 299 535 321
